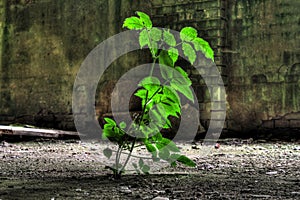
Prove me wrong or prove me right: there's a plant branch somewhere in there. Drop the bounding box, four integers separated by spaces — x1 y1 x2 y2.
110 149 153 160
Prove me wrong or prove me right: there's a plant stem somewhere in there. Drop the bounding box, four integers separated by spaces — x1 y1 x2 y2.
111 148 153 159
149 57 158 77
115 145 122 177
119 138 136 175
119 90 149 175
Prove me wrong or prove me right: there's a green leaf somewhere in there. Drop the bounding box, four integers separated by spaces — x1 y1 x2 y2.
192 37 209 50
142 85 163 110
171 161 177 167
136 11 152 28
149 28 162 42
138 158 144 168
132 163 138 169
119 121 126 129
139 77 160 87
103 124 114 139
160 138 177 151
139 125 152 138
172 73 191 86
177 155 196 167
163 30 176 46
104 117 116 126
174 66 192 86
192 37 214 61
123 16 144 30
144 140 157 152
149 123 160 134
163 86 180 105
159 50 174 67
152 154 160 162
163 119 172 129
164 139 180 152
103 148 112 159
132 163 141 174
175 66 188 79
160 101 180 118
149 109 165 128
151 132 163 142
170 80 194 102
180 27 197 42
141 165 150 174
182 42 196 64
168 47 179 65
154 92 180 120
169 153 181 160
134 88 147 99
139 29 149 48
144 84 161 99
158 148 170 160
150 40 159 56
160 64 173 81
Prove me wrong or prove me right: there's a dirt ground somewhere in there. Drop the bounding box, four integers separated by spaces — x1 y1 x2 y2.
0 139 299 200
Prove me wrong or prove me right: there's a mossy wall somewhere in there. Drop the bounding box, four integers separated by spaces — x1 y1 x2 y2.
0 0 299 137
226 0 300 133
0 0 151 129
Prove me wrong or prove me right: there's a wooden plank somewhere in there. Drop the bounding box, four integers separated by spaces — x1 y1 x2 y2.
0 125 79 139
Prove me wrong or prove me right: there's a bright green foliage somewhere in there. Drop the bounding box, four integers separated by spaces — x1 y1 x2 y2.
123 16 144 30
182 42 196 64
136 11 152 29
163 30 176 47
103 147 112 159
149 28 162 41
139 29 149 48
103 11 215 178
180 27 197 42
168 47 179 65
159 50 174 67
192 37 214 61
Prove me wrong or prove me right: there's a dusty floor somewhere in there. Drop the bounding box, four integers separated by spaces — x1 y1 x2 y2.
0 139 299 199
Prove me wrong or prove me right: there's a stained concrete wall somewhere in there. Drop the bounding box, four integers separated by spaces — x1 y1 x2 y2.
0 0 299 138
226 0 300 134
0 0 151 130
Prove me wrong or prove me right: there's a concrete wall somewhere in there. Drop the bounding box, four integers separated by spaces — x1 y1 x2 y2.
150 0 229 135
0 0 151 130
226 0 300 135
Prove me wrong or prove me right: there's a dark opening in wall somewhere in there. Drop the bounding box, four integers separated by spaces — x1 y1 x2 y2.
251 74 267 84
286 63 300 83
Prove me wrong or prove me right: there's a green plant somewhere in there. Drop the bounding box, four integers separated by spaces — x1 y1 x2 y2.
102 11 214 178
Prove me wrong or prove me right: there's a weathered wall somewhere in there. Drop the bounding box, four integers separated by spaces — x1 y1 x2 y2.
226 0 300 134
0 0 150 130
151 0 228 132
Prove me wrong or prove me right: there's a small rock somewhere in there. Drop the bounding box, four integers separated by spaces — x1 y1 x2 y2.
214 143 220 149
90 147 97 151
250 195 271 198
266 171 278 175
152 197 169 200
293 146 300 151
0 141 12 147
291 191 300 195
153 190 165 195
120 186 132 194
165 188 172 194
